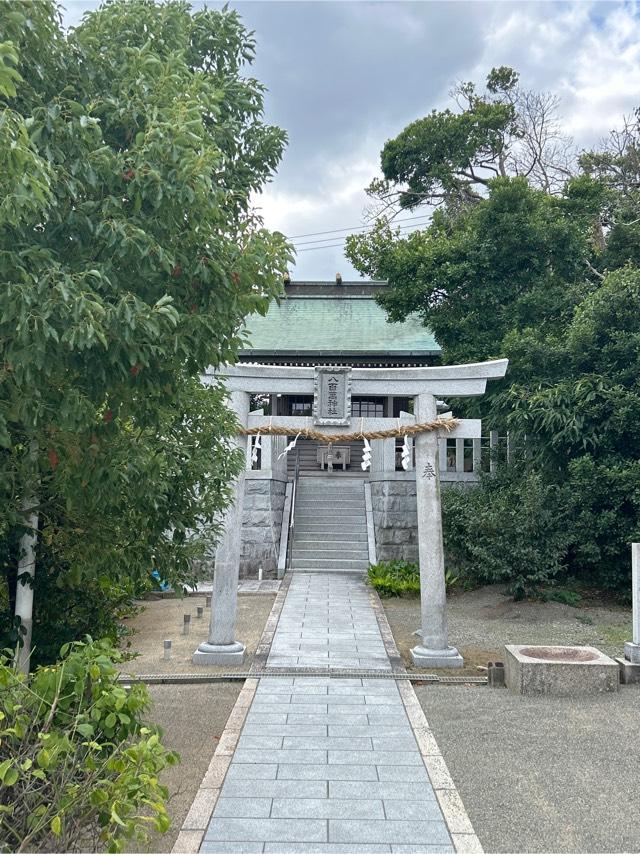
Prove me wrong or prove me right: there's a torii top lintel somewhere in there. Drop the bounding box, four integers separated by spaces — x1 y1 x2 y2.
204 358 508 398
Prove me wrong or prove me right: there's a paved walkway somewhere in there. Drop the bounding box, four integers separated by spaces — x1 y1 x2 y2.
267 573 390 670
200 573 459 853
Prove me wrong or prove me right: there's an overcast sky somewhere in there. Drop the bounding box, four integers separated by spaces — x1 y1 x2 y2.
62 1 640 280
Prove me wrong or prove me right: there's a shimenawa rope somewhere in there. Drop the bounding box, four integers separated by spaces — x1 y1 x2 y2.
239 416 459 443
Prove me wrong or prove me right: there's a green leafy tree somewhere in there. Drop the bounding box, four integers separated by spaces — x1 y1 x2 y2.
0 0 291 665
347 68 640 594
365 67 575 215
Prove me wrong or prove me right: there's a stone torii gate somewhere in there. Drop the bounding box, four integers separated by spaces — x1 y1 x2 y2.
193 358 508 668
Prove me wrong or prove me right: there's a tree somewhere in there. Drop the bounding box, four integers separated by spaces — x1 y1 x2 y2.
347 69 640 594
0 0 291 666
364 67 575 216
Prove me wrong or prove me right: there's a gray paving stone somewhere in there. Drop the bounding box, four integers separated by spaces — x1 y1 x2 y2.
328 725 412 738
271 798 384 819
200 842 265 853
244 713 289 725
214 798 272 818
377 765 430 782
205 817 327 842
243 724 328 737
234 748 327 765
371 736 418 751
263 845 391 853
225 764 277 781
390 847 454 854
239 736 284 749
329 782 438 801
329 819 451 845
221 779 327 799
383 801 446 821
286 713 370 726
291 694 365 705
276 764 378 781
328 750 422 766
282 736 373 751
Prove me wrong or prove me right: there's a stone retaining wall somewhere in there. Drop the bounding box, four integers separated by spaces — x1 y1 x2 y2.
370 480 419 563
240 477 287 578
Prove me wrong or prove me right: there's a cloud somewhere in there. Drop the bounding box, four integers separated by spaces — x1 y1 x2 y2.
60 0 640 279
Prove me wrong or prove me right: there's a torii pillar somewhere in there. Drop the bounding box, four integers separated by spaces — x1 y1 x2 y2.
193 390 249 665
411 392 461 667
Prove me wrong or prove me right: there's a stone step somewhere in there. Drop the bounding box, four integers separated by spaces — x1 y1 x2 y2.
296 497 365 513
295 516 367 534
292 540 369 552
295 508 365 518
292 558 370 571
292 531 368 542
292 549 369 561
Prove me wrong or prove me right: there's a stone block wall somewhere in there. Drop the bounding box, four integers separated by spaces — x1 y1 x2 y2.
370 480 419 564
240 477 287 578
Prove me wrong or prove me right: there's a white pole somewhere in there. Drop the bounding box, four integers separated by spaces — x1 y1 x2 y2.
14 441 39 674
625 544 640 663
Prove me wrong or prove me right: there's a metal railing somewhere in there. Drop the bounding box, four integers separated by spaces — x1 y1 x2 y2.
286 449 300 571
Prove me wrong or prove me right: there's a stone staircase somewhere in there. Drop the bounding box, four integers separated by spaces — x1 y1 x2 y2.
290 476 370 573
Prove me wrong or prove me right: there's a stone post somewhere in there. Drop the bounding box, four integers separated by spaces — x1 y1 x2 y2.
624 543 640 663
193 390 249 665
410 393 463 668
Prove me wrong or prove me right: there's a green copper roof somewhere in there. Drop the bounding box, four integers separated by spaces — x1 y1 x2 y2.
241 295 440 356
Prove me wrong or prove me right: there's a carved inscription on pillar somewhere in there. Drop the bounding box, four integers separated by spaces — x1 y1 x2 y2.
313 366 351 426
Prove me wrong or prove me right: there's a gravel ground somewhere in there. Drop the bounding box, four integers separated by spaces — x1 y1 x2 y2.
382 584 631 674
418 682 640 853
133 682 242 853
119 592 275 676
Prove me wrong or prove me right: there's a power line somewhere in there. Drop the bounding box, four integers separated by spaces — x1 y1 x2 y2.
286 213 431 241
292 218 430 248
293 220 430 252
295 243 351 253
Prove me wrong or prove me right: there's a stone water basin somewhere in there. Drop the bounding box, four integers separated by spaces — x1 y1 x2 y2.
504 644 619 696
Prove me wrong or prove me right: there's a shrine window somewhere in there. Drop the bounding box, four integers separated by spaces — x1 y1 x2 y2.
288 395 313 416
352 397 384 418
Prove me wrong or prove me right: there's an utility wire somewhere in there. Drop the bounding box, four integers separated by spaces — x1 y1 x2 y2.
286 213 431 240
292 217 430 248
294 220 430 252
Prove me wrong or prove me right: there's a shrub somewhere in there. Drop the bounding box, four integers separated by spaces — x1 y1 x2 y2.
368 559 458 597
442 468 572 599
0 638 178 852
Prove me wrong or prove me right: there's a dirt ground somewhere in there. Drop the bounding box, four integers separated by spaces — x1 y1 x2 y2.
119 592 275 676
381 584 632 675
129 682 242 853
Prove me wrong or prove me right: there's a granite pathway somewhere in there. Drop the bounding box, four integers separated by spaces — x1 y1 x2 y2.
196 573 475 854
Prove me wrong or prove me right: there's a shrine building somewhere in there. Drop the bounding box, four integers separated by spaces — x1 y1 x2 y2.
208 277 484 577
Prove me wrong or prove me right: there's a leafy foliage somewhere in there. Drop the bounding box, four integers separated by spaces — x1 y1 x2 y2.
0 638 178 852
349 67 640 595
442 471 572 599
0 0 292 658
368 559 458 597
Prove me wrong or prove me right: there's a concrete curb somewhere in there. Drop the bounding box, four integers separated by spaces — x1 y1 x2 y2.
250 571 292 674
368 582 408 674
396 678 484 854
170 677 258 853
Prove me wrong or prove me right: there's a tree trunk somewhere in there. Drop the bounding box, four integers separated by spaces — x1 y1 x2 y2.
14 441 39 673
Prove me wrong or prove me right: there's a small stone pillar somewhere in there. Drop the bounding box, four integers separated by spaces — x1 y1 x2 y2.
410 393 463 668
624 543 640 664
193 390 250 665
